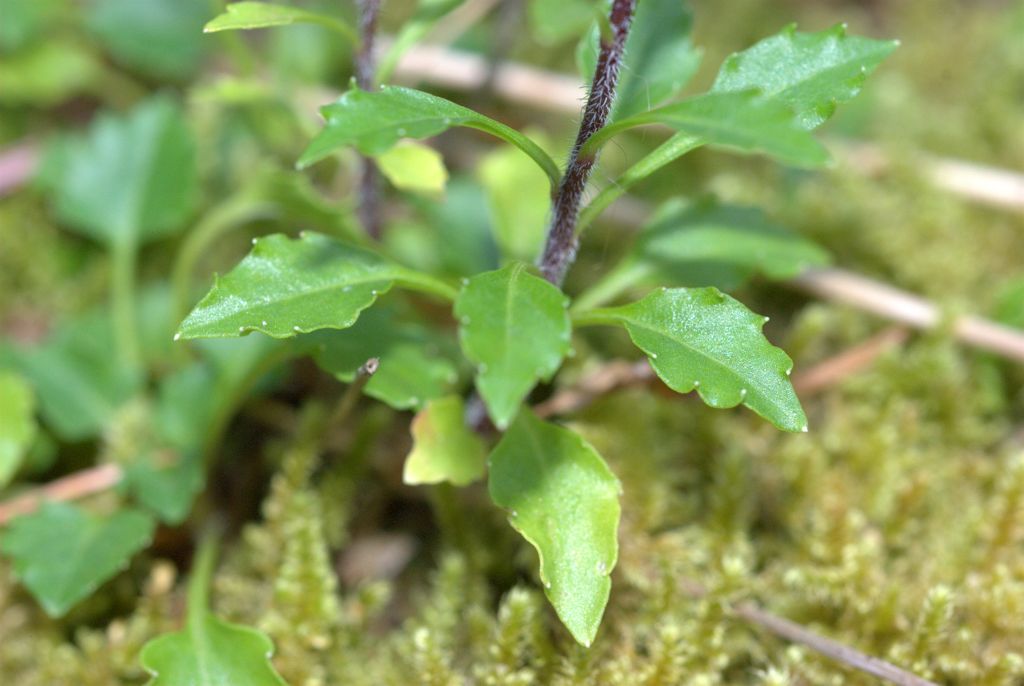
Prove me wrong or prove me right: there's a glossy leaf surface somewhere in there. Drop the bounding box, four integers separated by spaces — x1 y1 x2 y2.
712 24 898 129
578 288 806 432
586 91 828 167
298 86 560 185
43 96 197 247
1 503 155 617
178 232 454 340
0 371 36 488
404 396 487 486
455 263 571 429
204 1 355 40
488 411 620 646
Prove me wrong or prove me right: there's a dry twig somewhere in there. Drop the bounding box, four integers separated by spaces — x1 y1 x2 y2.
0 464 123 526
731 600 939 686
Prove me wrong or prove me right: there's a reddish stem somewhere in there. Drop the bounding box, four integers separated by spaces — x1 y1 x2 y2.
355 0 384 239
538 0 637 286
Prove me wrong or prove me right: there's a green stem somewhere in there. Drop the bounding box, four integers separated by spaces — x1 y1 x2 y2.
576 133 703 236
570 308 623 328
201 344 295 460
572 260 652 312
111 238 141 376
172 196 279 324
429 483 474 562
395 272 459 302
186 533 219 627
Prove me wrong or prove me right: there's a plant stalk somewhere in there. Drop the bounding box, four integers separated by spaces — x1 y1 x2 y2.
537 0 638 286
355 0 384 239
111 238 142 376
329 357 379 428
186 533 219 628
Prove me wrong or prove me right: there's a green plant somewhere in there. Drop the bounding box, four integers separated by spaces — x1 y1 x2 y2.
0 0 903 674
174 0 895 647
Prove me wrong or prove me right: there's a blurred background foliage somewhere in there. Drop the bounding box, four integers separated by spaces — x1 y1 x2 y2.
1 0 1023 683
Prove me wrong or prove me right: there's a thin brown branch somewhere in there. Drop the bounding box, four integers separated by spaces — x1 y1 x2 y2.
731 600 939 686
534 326 908 420
355 0 384 239
673 577 937 686
792 269 1024 363
791 326 909 395
0 464 123 526
534 360 654 418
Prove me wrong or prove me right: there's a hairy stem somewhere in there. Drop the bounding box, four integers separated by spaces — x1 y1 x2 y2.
356 0 384 239
537 0 637 286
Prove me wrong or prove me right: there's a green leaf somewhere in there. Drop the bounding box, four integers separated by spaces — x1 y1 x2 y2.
530 0 599 45
308 307 458 410
477 140 553 262
711 24 898 130
636 198 831 284
577 0 701 119
0 371 36 488
378 0 465 82
577 25 894 232
124 452 204 525
158 336 287 451
576 199 831 309
141 605 288 686
576 288 807 432
140 537 287 686
404 396 486 486
1 503 155 617
455 263 572 429
178 232 455 340
488 411 620 646
43 96 197 248
203 1 356 42
0 41 100 106
298 86 560 187
0 0 60 51
5 312 140 441
584 90 828 167
375 141 449 196
87 0 212 80
411 178 500 278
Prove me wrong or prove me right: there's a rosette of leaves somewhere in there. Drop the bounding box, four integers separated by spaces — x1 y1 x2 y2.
176 11 895 646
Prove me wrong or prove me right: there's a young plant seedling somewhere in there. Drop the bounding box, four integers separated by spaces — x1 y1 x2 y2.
175 0 897 646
